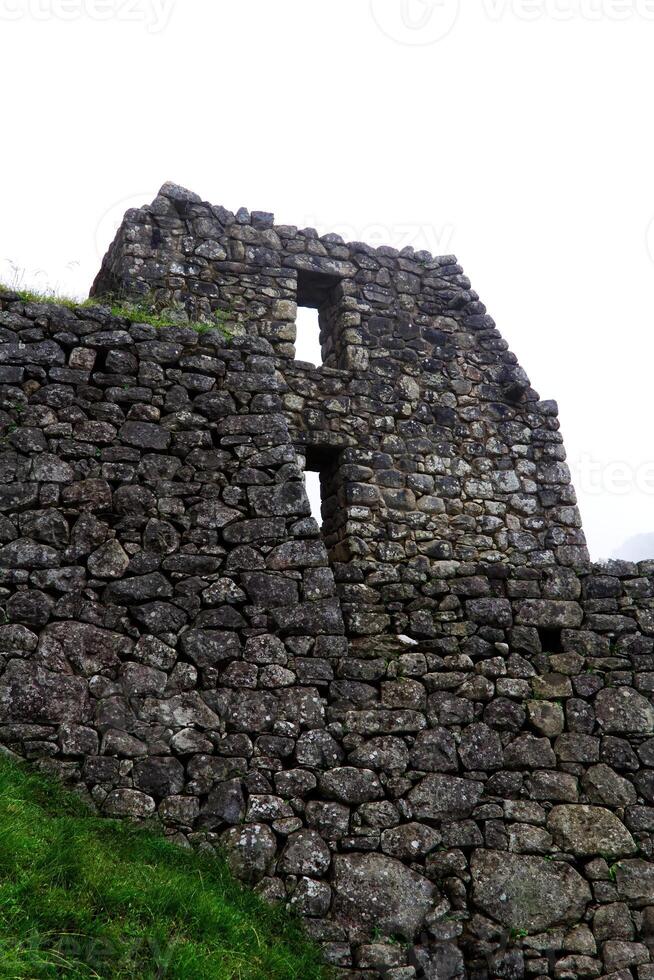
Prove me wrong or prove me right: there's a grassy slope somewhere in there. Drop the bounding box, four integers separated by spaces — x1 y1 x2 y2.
0 757 325 980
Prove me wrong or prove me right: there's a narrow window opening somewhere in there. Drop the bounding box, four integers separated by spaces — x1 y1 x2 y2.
304 469 323 527
295 269 341 366
537 627 564 654
295 306 322 365
301 446 342 550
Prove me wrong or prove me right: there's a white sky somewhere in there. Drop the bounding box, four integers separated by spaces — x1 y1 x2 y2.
2 0 654 560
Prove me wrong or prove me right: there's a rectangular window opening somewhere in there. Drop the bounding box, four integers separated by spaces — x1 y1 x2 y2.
304 469 323 527
294 269 341 367
301 446 341 546
295 306 322 365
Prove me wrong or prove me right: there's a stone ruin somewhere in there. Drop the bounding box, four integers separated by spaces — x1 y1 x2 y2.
0 182 653 977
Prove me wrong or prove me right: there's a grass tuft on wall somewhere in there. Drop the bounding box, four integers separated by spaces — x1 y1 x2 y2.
0 284 233 341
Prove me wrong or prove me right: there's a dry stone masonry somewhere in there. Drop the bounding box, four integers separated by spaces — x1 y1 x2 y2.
1 183 654 977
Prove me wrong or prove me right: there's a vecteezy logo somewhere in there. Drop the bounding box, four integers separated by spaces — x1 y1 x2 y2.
370 0 460 45
646 215 654 267
0 0 176 32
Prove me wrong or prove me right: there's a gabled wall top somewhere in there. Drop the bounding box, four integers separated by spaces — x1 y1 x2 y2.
93 183 589 577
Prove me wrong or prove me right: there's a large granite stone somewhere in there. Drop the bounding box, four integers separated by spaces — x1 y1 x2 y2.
408 774 484 820
595 688 654 734
333 853 434 939
547 805 637 858
471 849 591 933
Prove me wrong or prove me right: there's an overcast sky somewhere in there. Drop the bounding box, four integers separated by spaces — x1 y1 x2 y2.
2 0 654 560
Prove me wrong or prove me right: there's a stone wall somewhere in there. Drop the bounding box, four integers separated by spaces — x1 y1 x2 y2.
92 183 588 579
0 187 653 979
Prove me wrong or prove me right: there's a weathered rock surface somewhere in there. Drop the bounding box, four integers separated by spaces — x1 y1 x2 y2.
547 805 637 858
221 824 277 883
595 687 654 734
333 853 434 939
471 849 591 932
408 774 483 820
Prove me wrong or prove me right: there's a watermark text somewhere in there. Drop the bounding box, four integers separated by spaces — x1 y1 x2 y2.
0 0 175 32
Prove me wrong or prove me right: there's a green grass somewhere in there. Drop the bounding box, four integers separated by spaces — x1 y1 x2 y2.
0 282 92 311
0 756 326 979
0 284 232 341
